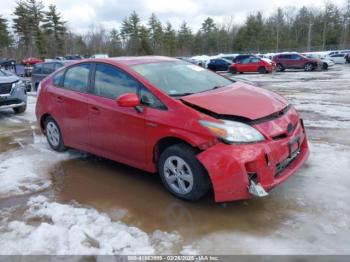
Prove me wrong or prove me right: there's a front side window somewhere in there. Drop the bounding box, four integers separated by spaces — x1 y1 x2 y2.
132 61 233 96
33 64 42 74
63 63 91 92
291 54 301 60
140 87 166 110
94 63 139 99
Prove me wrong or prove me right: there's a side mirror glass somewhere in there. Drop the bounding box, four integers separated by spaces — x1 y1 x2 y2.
116 93 140 108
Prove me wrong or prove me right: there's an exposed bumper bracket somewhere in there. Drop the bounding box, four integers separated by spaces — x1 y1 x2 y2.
248 180 269 197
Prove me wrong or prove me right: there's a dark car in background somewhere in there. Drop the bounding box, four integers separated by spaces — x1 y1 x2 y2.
207 58 232 71
64 55 82 60
32 61 70 91
0 69 27 114
273 53 323 72
233 54 258 63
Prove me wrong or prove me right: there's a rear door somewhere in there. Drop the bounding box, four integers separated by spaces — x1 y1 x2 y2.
290 54 304 68
87 62 147 168
58 63 91 147
248 58 261 72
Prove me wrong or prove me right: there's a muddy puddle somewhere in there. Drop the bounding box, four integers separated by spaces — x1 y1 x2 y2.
49 156 307 243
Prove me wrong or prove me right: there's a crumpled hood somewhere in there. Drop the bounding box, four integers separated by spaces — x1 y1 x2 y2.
181 82 288 120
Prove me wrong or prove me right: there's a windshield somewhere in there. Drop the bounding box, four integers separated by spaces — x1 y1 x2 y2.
132 61 233 96
0 69 12 77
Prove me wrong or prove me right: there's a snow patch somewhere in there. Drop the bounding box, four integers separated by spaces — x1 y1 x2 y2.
0 196 156 255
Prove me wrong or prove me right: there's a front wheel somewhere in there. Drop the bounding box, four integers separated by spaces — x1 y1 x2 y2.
158 144 211 201
13 104 27 114
44 116 66 152
258 67 267 74
304 63 314 71
322 63 328 70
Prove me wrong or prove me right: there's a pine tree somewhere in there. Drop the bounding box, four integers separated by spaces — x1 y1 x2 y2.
0 16 12 50
148 13 163 54
42 4 66 56
163 22 176 56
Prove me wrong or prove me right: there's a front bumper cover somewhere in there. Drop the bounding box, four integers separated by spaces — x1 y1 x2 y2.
197 118 309 202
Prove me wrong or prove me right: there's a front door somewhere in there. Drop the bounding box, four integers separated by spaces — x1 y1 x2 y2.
87 63 147 168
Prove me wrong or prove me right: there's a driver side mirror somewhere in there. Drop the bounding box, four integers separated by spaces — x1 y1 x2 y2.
116 93 140 108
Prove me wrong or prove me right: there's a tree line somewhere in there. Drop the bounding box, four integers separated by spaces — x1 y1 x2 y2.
0 0 350 60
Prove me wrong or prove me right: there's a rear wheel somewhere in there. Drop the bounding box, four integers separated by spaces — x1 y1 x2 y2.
13 105 27 114
276 63 284 72
229 67 237 74
258 67 267 74
322 63 328 70
304 63 314 71
44 116 66 152
158 144 210 201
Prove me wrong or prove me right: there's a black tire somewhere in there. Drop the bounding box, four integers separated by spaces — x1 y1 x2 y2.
158 143 211 201
276 63 285 72
322 63 328 70
304 63 314 71
258 67 267 74
44 116 66 152
13 105 27 114
229 67 237 74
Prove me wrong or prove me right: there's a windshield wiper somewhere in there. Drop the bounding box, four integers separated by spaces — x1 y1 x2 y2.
211 85 225 90
169 93 194 97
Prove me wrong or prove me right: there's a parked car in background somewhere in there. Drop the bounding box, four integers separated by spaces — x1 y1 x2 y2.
22 57 43 65
325 53 346 64
233 54 258 63
207 58 232 71
345 53 350 63
32 61 71 91
303 53 335 70
64 55 82 60
36 56 310 202
55 56 65 61
91 54 109 58
229 57 275 74
0 69 27 114
273 53 323 72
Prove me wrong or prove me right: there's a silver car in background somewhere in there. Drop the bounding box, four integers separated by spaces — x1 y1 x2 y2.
0 69 27 114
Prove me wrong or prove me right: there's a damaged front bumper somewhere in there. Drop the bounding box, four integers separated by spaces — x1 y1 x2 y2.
197 118 310 202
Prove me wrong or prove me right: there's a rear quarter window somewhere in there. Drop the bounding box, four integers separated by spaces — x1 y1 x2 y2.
53 70 64 86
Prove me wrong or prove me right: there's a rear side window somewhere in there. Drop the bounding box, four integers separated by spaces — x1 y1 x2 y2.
63 63 91 92
94 63 140 99
250 58 260 63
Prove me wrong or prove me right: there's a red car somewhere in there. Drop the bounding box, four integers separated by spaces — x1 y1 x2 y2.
36 57 310 202
229 57 275 74
22 57 43 65
272 53 322 72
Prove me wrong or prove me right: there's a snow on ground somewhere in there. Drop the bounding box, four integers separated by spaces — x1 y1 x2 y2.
0 195 156 255
0 132 82 199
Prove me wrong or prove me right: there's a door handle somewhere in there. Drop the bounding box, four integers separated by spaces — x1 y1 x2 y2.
56 96 63 103
90 106 100 114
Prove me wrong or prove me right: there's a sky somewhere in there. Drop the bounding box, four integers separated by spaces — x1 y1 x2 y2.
1 0 347 33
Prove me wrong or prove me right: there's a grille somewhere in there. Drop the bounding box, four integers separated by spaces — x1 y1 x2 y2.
0 83 13 95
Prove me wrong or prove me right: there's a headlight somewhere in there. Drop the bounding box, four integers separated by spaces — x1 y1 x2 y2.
199 119 265 143
13 80 25 91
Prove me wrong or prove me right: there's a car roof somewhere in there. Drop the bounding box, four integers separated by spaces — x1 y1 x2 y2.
109 56 178 66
